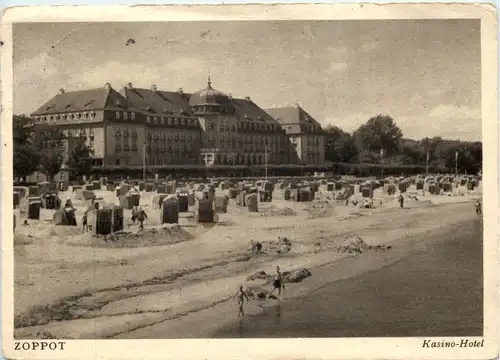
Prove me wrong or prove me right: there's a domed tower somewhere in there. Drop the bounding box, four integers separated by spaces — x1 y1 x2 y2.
189 77 238 166
189 77 234 115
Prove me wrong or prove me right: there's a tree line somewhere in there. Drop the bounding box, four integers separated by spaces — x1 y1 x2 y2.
13 113 482 181
13 115 93 181
324 114 482 175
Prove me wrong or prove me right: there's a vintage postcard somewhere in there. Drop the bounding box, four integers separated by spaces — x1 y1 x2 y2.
1 3 498 360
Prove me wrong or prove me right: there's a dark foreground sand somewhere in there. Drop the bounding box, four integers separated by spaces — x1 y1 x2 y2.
214 218 482 338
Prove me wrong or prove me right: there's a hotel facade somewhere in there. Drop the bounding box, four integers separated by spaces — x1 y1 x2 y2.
30 80 326 169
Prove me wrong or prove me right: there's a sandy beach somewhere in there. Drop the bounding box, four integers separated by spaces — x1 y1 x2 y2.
14 183 481 339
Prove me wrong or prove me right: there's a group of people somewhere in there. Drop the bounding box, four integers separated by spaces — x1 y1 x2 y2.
80 200 149 233
233 265 285 317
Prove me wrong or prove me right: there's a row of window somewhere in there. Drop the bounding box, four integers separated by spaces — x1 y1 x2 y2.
33 112 96 123
61 128 95 139
192 105 234 115
146 116 197 126
115 111 136 121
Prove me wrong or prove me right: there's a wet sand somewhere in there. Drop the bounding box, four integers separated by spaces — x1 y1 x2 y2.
213 218 482 338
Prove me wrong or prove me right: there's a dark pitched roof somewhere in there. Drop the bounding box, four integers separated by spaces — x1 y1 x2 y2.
120 87 195 117
265 105 324 134
231 98 281 126
31 86 136 116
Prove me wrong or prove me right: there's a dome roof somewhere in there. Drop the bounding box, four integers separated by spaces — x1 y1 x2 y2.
189 78 231 107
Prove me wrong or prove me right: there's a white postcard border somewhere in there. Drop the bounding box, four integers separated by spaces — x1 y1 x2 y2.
1 4 498 359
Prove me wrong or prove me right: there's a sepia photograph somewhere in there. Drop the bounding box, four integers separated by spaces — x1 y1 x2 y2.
1 4 498 360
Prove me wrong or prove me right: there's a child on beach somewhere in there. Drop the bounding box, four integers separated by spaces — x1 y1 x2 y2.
233 285 250 317
82 211 89 232
268 266 285 299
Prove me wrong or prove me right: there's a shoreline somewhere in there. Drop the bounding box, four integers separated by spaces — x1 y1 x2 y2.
113 212 480 339
14 200 479 339
213 217 483 338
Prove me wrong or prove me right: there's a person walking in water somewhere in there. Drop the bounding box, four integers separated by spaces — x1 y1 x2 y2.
268 266 285 299
233 285 250 317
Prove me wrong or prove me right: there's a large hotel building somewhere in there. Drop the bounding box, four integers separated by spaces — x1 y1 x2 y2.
30 79 326 169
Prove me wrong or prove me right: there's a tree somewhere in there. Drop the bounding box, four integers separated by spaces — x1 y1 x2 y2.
397 138 426 165
352 115 403 156
66 140 93 180
33 124 66 181
13 115 40 181
324 125 358 163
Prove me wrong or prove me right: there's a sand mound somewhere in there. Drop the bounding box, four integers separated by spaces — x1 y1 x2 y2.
66 225 194 248
14 234 34 246
246 268 312 284
246 270 272 282
262 205 297 217
334 234 391 254
282 268 312 283
263 236 293 255
306 200 335 219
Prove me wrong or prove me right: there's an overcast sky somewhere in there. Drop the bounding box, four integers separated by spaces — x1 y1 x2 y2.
13 20 481 141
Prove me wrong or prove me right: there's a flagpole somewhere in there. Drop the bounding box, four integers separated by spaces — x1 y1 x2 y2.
265 146 268 181
426 151 429 176
455 151 458 176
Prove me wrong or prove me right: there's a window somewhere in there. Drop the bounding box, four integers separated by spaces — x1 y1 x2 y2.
115 111 120 119
168 118 173 125
174 118 179 125
115 143 122 152
124 129 129 138
116 159 121 165
123 112 128 120
154 117 158 125
161 117 165 125
146 116 151 123
131 112 135 120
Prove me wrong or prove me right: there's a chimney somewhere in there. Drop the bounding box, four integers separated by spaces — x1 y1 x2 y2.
228 93 233 100
105 83 112 90
245 96 251 101
151 84 157 92
58 88 65 95
127 82 133 89
177 88 184 94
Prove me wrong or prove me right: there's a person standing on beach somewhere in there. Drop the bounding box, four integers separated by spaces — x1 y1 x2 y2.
82 211 89 232
233 285 250 317
398 193 404 208
268 266 285 299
